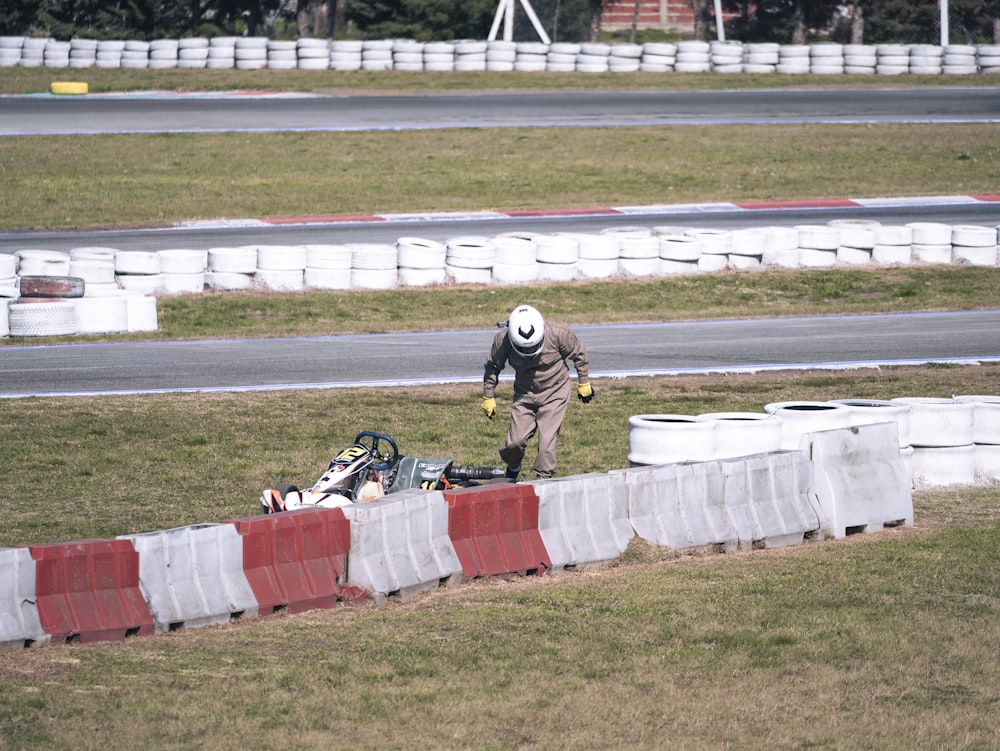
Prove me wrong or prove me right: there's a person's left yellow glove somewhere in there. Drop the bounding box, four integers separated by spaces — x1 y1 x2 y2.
481 397 497 419
577 382 594 404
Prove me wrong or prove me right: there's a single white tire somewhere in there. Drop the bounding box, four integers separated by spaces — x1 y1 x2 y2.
911 445 976 487
492 261 539 285
836 245 872 265
304 267 351 290
536 261 578 282
797 247 837 267
911 243 952 265
658 235 703 262
256 268 305 291
874 225 913 246
951 245 997 266
951 225 996 247
445 264 492 285
659 258 700 276
627 414 718 465
617 236 661 260
697 254 728 272
257 245 307 271
397 267 447 287
117 273 163 294
891 397 974 447
350 243 397 271
698 411 783 459
618 257 661 277
491 236 537 265
304 244 353 270
763 401 853 450
8 300 77 336
160 272 205 294
0 254 17 277
534 234 578 264
795 225 840 250
576 258 618 279
907 222 953 245
686 229 733 255
158 249 207 274
828 398 911 447
728 254 761 270
953 396 1000 445
16 249 71 276
208 246 258 274
74 296 129 333
350 268 396 290
828 219 879 249
396 237 446 269
572 233 619 261
69 258 116 284
446 237 495 269
206 271 254 291
871 244 912 265
115 251 160 275
730 228 766 256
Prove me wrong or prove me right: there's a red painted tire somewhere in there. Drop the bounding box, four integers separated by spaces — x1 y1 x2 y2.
19 275 86 299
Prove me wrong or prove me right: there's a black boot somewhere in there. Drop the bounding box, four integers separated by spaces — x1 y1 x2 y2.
504 464 520 481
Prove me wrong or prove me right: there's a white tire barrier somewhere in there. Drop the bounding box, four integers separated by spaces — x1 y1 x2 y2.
0 547 48 650
120 524 259 633
339 489 463 604
69 258 116 285
533 473 634 572
628 414 718 465
954 395 1000 482
0 300 8 337
207 271 254 291
951 225 998 266
803 421 913 539
117 273 163 295
764 401 853 450
396 237 447 270
304 267 351 290
161 272 206 295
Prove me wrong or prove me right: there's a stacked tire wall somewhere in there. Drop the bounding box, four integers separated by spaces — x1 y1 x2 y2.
3 218 998 338
3 36 999 75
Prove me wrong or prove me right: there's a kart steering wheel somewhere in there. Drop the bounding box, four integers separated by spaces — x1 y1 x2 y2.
353 431 400 471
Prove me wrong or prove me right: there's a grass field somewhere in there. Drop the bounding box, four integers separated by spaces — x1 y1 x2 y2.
2 68 999 750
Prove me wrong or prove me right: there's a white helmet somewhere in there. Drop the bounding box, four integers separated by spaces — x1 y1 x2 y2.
508 305 545 357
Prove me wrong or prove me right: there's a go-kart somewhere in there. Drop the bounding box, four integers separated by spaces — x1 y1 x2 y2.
260 430 508 514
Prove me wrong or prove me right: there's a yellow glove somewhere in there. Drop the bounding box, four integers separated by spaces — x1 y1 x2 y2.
577 382 594 404
481 397 496 420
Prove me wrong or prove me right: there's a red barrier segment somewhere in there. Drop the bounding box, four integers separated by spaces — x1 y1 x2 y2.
29 539 154 644
443 484 551 579
227 508 365 615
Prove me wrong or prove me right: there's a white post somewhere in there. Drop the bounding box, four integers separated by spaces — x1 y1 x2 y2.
940 0 949 46
714 0 725 41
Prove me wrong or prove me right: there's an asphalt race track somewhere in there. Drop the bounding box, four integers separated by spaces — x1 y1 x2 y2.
2 311 999 397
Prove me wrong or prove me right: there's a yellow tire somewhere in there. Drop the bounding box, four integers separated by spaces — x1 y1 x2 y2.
50 81 88 95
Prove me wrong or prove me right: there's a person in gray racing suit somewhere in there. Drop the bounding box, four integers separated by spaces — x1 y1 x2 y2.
481 304 593 481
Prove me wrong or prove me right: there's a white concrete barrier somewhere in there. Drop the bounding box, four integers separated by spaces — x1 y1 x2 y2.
616 461 738 552
802 422 913 539
339 489 463 604
719 450 821 549
0 547 48 650
532 472 634 572
120 523 259 633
